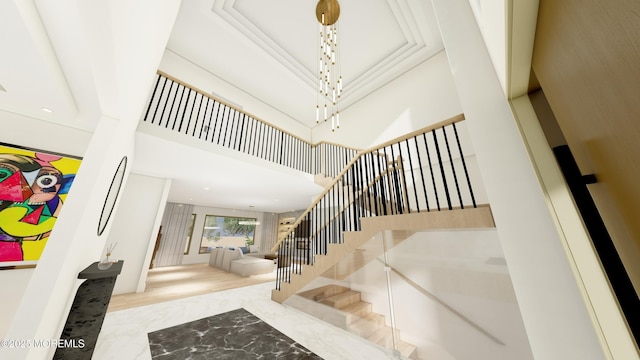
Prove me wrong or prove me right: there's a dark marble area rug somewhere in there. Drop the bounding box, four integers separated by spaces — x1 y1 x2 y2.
148 308 323 359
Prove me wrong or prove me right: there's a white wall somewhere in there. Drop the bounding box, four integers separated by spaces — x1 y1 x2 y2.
0 110 92 157
348 229 533 360
0 268 34 338
159 50 311 142
104 173 169 295
430 0 605 358
181 205 272 265
311 51 463 149
0 110 92 340
0 2 181 359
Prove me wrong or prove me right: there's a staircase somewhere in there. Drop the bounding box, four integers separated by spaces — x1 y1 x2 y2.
272 207 494 302
293 284 420 359
271 114 488 305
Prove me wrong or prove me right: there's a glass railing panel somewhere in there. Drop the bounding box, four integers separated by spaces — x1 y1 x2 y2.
385 229 534 360
284 231 410 358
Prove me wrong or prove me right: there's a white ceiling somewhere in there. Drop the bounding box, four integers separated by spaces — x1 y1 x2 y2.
168 0 443 128
0 0 444 213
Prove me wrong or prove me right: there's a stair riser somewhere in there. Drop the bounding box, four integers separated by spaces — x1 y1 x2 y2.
321 292 361 309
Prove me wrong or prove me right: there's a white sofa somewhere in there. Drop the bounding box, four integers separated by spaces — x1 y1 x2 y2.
209 247 275 277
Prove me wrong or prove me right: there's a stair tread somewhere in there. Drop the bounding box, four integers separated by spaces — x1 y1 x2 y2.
320 290 361 308
298 284 350 301
340 300 371 314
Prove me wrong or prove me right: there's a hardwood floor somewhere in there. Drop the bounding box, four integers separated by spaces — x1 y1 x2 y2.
107 263 277 312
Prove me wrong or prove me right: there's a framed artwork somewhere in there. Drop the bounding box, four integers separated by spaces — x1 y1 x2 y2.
0 142 82 268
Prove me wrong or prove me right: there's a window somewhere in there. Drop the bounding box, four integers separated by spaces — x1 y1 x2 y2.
199 215 257 253
184 214 196 254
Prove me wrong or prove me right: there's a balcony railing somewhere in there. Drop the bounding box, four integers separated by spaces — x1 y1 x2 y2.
142 72 358 177
272 114 478 289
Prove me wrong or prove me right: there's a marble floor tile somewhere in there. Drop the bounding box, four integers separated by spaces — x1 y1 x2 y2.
148 308 322 359
94 282 405 360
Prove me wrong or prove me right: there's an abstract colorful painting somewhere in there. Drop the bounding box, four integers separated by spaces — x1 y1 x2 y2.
0 143 81 266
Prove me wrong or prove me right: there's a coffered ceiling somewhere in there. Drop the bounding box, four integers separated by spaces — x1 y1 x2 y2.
167 0 443 128
0 0 445 213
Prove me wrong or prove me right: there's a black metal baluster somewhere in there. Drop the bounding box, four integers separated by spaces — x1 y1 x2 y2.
453 122 477 208
192 93 205 137
233 112 243 150
414 136 430 212
264 126 271 161
368 153 380 216
171 86 186 130
144 74 162 123
380 147 390 215
285 134 290 166
235 114 246 151
224 110 237 148
177 88 193 133
423 133 440 210
442 126 463 209
398 140 411 213
389 144 402 214
152 76 170 125
244 117 253 154
162 81 178 128
208 101 220 142
362 153 371 216
199 98 211 140
432 129 452 210
270 125 276 162
216 106 228 144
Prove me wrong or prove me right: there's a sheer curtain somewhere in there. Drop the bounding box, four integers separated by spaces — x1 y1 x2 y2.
260 213 279 253
154 202 194 267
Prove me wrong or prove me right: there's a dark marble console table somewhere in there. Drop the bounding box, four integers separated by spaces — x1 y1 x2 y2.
53 261 123 360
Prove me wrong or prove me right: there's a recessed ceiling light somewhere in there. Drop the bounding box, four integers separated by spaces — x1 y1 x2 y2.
41 107 53 113
0 83 6 92
204 187 210 191
249 205 255 208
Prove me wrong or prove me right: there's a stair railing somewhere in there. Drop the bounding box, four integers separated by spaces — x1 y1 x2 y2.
142 71 359 176
273 113 478 290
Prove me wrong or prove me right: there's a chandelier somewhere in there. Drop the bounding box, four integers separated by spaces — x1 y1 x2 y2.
315 0 343 132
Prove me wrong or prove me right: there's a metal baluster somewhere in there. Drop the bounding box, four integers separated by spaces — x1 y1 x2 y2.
414 136 430 212
144 74 162 123
453 122 477 208
192 93 205 137
443 125 464 208
199 98 211 140
171 86 186 130
224 109 237 148
389 144 402 214
432 129 452 210
397 140 411 213
161 81 177 128
177 88 193 133
422 133 440 210
216 106 228 144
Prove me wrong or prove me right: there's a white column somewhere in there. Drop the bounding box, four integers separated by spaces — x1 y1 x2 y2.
0 1 180 359
429 0 604 358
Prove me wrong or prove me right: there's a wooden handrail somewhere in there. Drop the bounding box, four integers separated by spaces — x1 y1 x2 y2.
271 113 466 252
157 70 362 151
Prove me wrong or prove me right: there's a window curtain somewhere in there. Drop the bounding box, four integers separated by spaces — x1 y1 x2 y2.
154 202 194 267
260 213 279 253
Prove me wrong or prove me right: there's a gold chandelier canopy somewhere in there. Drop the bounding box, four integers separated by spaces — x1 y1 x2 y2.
316 0 340 25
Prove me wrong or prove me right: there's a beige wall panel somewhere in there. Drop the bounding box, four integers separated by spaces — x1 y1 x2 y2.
532 0 640 293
